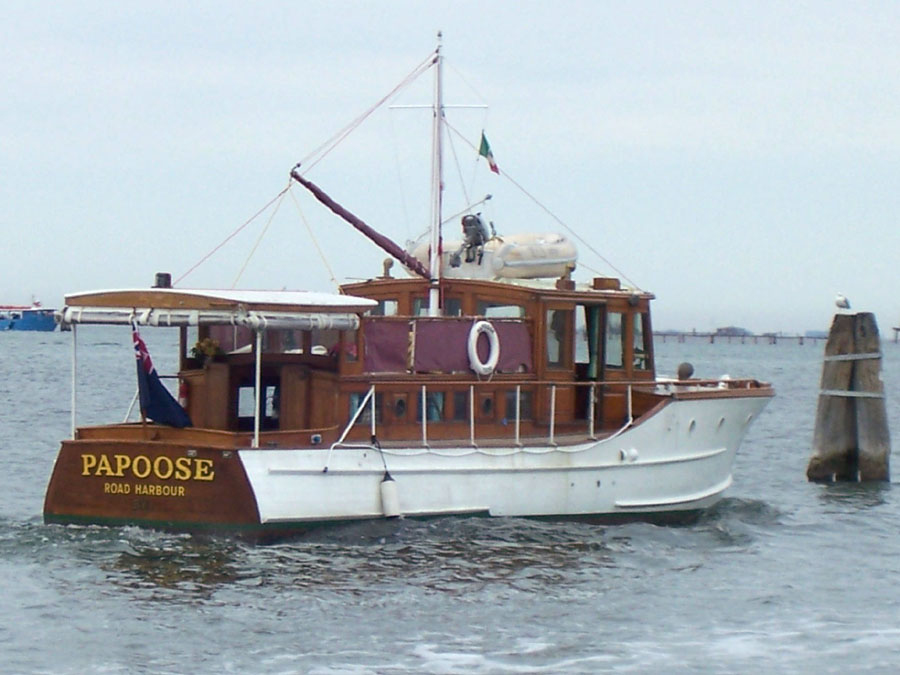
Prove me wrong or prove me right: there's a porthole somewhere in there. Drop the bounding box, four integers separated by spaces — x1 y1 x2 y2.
482 396 494 416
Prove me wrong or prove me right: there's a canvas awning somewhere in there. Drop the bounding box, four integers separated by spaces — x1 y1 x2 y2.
58 288 377 331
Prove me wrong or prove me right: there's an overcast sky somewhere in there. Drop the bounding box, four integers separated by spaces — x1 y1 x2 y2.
3 2 900 333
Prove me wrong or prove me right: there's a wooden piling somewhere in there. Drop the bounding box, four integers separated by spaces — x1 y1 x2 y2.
807 312 890 482
852 314 891 480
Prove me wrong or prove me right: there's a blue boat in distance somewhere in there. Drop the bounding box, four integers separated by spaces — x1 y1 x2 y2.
0 302 57 331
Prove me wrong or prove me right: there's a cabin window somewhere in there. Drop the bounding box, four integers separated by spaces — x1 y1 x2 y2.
443 298 463 316
370 299 399 316
413 297 429 316
633 313 650 370
605 312 624 369
183 325 200 363
504 389 534 421
311 328 339 356
575 305 602 379
452 391 469 422
209 324 254 353
341 330 359 362
477 301 525 318
546 309 571 367
237 383 280 430
416 391 445 422
350 392 383 425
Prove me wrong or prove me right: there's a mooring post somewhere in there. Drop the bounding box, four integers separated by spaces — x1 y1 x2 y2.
807 312 890 482
852 313 891 480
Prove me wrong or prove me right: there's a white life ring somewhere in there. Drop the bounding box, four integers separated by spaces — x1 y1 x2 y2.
468 320 500 376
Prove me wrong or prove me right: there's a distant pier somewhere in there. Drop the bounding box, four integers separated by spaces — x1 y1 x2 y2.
655 331 827 345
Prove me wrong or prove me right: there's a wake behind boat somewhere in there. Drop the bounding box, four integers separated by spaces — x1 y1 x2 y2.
43 37 773 537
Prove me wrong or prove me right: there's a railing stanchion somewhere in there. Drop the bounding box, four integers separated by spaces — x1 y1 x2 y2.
550 384 557 446
370 384 376 437
421 385 428 447
515 384 521 446
588 382 596 439
469 384 475 447
71 323 77 439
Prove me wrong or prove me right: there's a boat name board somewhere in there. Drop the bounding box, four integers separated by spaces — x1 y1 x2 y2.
81 453 215 484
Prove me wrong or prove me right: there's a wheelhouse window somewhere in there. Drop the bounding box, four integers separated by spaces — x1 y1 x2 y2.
443 298 463 316
633 313 651 370
576 305 602 379
605 312 624 369
477 301 525 318
370 299 399 316
546 309 571 367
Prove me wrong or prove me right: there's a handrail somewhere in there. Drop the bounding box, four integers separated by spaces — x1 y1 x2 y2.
324 384 376 472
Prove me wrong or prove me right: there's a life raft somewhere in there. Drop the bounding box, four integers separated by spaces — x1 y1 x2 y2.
408 232 577 280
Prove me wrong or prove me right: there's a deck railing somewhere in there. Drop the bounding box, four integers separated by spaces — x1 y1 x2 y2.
330 379 644 455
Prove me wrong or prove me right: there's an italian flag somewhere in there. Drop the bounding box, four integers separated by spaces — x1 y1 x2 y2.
479 131 500 174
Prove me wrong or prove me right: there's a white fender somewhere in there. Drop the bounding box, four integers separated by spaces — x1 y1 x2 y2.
468 320 500 376
380 473 401 518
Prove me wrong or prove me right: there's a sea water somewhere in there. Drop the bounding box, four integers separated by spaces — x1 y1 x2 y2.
2 327 900 673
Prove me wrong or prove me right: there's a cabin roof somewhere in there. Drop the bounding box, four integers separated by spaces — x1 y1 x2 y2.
341 276 655 302
64 288 377 314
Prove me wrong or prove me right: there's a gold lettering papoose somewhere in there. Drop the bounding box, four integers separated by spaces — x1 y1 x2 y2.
81 454 215 481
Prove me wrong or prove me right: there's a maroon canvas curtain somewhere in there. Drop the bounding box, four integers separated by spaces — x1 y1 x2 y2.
413 319 532 374
363 319 410 373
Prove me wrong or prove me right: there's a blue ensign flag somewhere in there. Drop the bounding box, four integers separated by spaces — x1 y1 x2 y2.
132 323 192 428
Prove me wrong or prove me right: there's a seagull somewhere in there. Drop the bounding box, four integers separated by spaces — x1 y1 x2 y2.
835 293 850 309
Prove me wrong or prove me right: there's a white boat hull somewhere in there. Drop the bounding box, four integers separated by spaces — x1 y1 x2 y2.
240 393 770 525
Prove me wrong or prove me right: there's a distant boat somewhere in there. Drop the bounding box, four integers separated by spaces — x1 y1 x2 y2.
0 301 56 331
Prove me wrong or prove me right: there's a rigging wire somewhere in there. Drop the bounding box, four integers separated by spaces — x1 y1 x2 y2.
298 51 437 174
175 51 436 287
443 119 642 291
444 118 471 212
173 185 291 287
387 106 413 241
287 186 341 292
231 184 289 288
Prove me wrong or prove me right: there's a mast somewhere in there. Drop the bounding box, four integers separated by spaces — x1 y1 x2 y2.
428 32 444 317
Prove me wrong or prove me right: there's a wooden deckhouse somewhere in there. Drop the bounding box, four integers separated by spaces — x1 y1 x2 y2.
61 275 657 450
